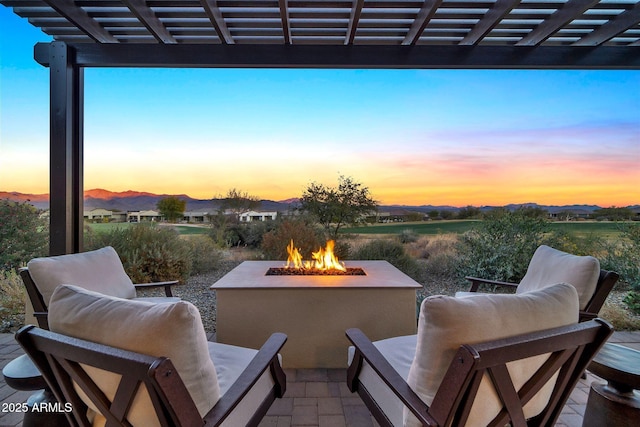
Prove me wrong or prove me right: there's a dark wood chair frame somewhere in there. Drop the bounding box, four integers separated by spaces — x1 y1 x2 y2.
465 269 619 322
16 325 287 427
19 267 179 330
346 319 612 427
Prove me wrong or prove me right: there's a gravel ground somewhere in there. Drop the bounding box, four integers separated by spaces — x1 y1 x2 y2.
136 260 242 333
3 258 638 334
121 258 640 333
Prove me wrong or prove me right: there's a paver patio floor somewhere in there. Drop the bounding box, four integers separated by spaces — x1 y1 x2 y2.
1 331 638 426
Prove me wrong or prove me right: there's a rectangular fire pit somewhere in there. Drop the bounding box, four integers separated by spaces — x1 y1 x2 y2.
211 260 421 368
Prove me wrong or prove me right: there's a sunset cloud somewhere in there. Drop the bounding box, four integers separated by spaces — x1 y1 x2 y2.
2 8 638 208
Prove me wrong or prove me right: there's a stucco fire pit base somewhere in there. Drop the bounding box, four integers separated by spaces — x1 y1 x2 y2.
211 261 421 368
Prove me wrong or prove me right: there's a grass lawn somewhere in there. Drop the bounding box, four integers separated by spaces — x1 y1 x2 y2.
85 222 209 235
343 220 631 238
343 220 480 235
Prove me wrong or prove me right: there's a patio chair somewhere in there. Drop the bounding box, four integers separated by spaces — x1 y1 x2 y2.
16 284 288 427
20 246 180 329
346 283 613 427
458 245 619 321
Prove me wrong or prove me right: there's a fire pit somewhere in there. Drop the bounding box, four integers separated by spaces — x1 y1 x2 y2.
211 257 421 368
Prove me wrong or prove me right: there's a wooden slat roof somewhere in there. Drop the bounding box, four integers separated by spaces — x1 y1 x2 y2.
3 0 639 47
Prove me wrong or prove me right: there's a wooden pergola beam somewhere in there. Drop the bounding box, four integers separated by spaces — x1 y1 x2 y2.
42 0 117 43
517 0 600 46
279 0 292 44
460 0 521 46
122 0 177 44
34 43 640 69
573 4 640 46
402 0 443 46
345 0 365 45
201 0 235 44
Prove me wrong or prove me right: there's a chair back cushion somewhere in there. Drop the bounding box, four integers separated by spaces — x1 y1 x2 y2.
518 245 599 310
27 246 136 306
48 284 220 426
406 283 579 427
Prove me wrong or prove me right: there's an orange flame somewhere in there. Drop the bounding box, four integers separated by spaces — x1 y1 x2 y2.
311 240 346 271
285 239 346 271
286 239 306 269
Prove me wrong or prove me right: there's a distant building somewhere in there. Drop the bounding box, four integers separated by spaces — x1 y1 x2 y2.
183 211 211 223
84 208 114 222
239 211 278 222
127 210 162 223
548 209 592 221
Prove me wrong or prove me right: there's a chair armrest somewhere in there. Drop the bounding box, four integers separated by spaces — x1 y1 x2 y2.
465 276 519 292
579 311 597 322
33 312 49 330
134 280 179 297
203 332 288 425
346 328 438 426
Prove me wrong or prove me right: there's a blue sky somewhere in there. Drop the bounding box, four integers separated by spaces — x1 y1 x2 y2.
1 6 639 206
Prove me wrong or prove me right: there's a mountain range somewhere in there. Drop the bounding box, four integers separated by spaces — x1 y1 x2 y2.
1 189 632 214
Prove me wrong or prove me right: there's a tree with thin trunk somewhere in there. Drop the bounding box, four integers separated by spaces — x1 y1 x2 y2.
300 175 378 239
219 188 261 217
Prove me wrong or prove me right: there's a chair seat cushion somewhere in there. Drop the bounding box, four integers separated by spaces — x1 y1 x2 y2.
28 246 136 305
518 245 600 310
406 283 579 427
348 335 417 426
48 284 220 426
208 341 279 426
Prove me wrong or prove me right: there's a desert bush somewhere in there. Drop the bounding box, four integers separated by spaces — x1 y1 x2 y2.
456 208 550 283
600 297 640 330
184 235 224 275
0 200 48 271
600 224 640 291
350 239 420 279
236 220 279 248
0 269 26 332
261 218 326 260
407 235 460 278
543 230 601 257
85 223 192 283
398 229 419 244
0 269 25 316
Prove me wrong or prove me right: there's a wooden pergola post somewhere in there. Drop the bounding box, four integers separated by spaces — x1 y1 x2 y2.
48 41 84 255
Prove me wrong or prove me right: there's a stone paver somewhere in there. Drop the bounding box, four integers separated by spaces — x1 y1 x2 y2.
1 331 638 427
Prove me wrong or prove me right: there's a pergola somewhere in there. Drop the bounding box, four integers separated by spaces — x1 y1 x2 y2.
2 0 639 255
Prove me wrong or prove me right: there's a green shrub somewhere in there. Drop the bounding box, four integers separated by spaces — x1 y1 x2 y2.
600 223 640 292
456 209 550 283
351 239 420 279
227 220 278 248
261 218 326 260
85 224 192 283
185 235 224 275
624 291 640 315
0 200 48 271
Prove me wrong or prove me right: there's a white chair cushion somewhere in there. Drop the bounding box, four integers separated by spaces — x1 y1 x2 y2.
48 284 220 426
348 335 416 426
208 342 278 426
28 246 136 306
518 245 600 310
406 283 579 427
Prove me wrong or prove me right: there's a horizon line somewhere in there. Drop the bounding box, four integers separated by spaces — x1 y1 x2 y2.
1 188 637 210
